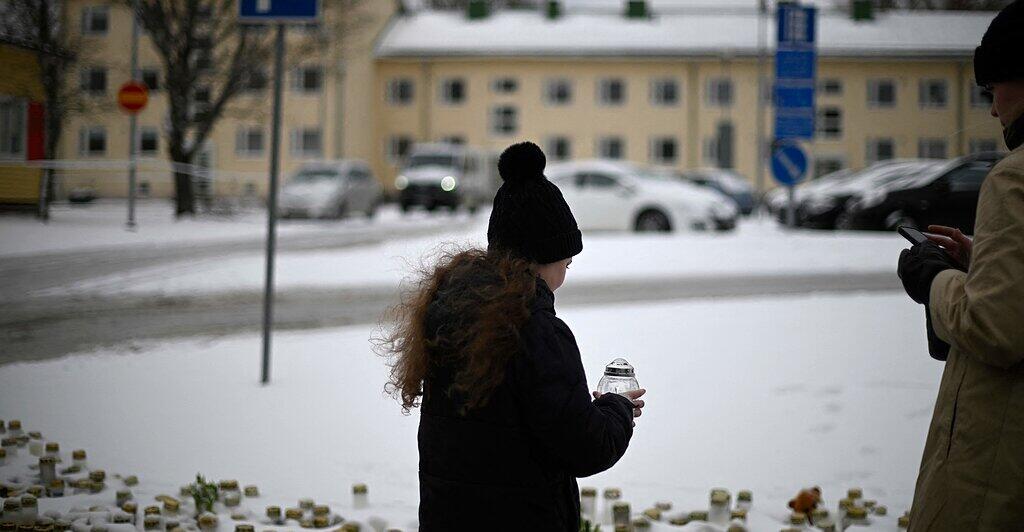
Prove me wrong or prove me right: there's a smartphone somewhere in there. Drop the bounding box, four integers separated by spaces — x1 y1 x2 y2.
898 225 929 246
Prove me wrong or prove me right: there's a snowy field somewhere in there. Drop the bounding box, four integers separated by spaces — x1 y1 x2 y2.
32 210 909 297
0 292 939 530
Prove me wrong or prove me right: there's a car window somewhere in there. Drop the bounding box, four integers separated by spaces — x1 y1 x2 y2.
292 169 341 182
947 162 990 192
349 168 370 182
583 173 619 188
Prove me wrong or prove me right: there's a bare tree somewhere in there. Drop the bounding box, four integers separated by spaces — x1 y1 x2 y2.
128 0 368 217
1 0 87 220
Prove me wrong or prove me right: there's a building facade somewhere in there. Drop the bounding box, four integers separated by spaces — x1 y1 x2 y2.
50 1 1002 200
0 39 48 208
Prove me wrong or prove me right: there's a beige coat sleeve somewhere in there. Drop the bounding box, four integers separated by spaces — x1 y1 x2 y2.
929 158 1024 369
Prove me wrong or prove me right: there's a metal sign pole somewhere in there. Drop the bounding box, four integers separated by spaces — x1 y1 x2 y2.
127 0 140 230
261 23 286 385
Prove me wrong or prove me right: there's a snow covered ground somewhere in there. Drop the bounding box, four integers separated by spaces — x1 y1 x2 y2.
0 201 462 259
39 214 909 297
0 292 939 530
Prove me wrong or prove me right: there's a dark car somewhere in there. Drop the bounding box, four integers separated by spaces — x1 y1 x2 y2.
795 159 943 230
679 168 756 215
841 152 1005 233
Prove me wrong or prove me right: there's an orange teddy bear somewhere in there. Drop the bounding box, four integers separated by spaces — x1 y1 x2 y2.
789 486 823 523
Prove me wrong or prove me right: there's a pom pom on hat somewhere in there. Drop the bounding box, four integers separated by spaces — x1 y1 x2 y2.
497 141 546 184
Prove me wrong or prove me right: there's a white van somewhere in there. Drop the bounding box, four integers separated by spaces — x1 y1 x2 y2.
394 143 498 213
278 160 382 219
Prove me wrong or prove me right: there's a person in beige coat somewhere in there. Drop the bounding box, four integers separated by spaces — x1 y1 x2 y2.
897 1 1024 529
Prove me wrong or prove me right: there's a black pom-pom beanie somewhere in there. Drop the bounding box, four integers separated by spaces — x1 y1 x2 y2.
487 142 583 264
974 0 1024 87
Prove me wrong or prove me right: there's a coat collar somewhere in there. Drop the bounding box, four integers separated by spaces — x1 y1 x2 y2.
1005 113 1024 151
532 277 556 315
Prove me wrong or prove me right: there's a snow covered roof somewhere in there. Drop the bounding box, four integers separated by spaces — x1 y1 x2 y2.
376 9 994 58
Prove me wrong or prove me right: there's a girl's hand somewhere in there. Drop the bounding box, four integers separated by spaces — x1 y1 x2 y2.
593 388 646 424
926 225 972 270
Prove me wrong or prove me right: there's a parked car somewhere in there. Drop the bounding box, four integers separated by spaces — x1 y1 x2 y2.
679 168 756 215
394 143 498 213
546 160 739 232
796 159 944 229
766 168 854 216
279 160 382 219
841 152 1005 233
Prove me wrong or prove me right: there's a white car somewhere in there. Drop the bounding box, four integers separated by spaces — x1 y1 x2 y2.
279 160 382 219
546 160 738 232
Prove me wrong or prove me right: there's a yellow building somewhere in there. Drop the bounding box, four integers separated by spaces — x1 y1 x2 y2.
0 38 48 209
57 0 396 202
373 4 1002 190
54 1 1001 199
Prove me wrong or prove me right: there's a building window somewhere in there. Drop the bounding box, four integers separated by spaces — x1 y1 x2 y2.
0 99 26 158
866 137 895 163
814 157 844 178
235 126 264 156
492 77 518 94
970 84 993 108
919 79 948 109
546 136 571 161
290 127 323 158
79 126 107 157
704 122 734 168
138 128 159 155
491 106 518 135
544 78 573 105
440 78 466 105
141 69 160 92
244 69 268 92
81 5 109 35
706 78 733 107
969 138 998 154
194 38 214 71
597 78 626 106
194 85 212 105
80 67 107 95
387 135 412 164
918 138 947 159
440 135 465 146
650 136 678 165
386 78 414 105
138 181 151 197
597 136 624 160
867 79 896 108
818 78 842 96
650 78 679 106
816 107 842 139
292 66 323 93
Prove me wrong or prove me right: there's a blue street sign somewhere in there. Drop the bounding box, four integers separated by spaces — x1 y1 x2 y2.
239 0 319 22
774 4 817 141
771 142 809 186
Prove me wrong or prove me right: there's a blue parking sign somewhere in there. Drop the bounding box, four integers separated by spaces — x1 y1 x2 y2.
771 142 809 186
239 0 319 22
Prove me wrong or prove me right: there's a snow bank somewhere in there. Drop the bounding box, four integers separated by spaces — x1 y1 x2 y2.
45 217 910 297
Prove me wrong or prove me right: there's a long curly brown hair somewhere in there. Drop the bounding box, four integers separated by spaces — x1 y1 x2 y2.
378 247 537 414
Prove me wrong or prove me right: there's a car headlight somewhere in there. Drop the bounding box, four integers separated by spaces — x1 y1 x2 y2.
440 175 457 192
804 196 836 214
856 190 888 210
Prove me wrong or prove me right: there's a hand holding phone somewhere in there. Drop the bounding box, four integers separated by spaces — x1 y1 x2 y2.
898 226 930 246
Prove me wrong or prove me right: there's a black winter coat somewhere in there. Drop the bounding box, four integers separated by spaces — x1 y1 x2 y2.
418 277 635 531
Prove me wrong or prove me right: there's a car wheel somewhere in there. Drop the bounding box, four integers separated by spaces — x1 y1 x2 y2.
365 200 378 219
836 211 854 230
425 202 438 212
400 202 412 213
635 210 672 232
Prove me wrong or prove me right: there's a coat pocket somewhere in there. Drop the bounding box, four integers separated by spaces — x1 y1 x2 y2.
945 366 968 461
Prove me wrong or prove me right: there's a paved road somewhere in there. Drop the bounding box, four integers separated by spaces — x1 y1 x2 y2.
0 270 900 364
